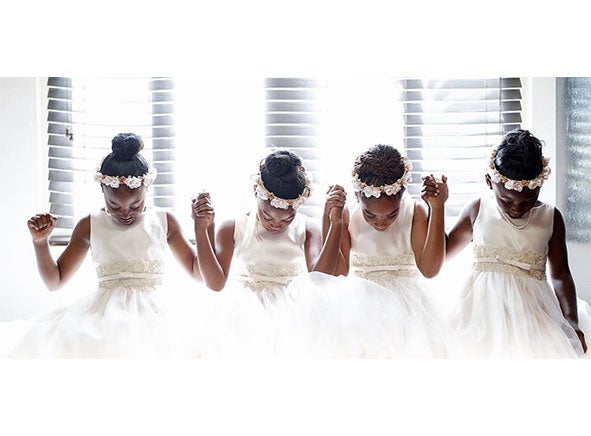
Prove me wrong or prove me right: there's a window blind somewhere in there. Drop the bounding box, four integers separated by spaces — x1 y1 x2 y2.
47 77 523 239
46 77 175 243
399 78 523 220
265 78 322 218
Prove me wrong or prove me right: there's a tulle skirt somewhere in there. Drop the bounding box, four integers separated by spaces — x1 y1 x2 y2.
292 272 454 358
0 283 222 358
451 271 588 358
214 272 453 358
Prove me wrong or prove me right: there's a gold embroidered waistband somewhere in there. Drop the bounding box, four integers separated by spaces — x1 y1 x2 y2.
473 245 546 280
96 260 165 289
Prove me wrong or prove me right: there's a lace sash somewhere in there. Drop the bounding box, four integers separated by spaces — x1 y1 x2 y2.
236 263 304 293
473 245 547 280
96 260 165 289
350 254 420 278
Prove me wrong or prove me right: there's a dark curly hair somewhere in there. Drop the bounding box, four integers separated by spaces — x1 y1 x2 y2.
260 150 307 200
99 133 149 177
353 144 406 196
494 129 544 181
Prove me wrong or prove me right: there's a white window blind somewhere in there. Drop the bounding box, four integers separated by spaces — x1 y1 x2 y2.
265 78 322 218
46 77 522 240
399 78 523 221
46 77 175 243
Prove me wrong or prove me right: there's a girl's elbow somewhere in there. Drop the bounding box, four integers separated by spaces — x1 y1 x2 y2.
418 265 441 279
205 277 227 292
46 281 63 292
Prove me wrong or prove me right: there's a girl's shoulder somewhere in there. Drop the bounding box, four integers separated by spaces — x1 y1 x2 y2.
304 214 320 235
535 200 555 211
77 214 91 226
72 214 91 243
401 194 419 213
467 197 482 220
143 207 169 233
219 217 237 233
534 201 557 224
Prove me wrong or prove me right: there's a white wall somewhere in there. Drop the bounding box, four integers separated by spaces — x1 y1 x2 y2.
0 78 95 320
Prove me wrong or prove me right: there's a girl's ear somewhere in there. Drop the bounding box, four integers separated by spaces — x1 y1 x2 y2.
484 174 493 190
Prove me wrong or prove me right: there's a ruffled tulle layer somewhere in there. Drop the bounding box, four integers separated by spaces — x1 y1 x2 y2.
293 273 455 358
452 271 588 358
0 284 225 358
7 271 589 358
210 272 455 358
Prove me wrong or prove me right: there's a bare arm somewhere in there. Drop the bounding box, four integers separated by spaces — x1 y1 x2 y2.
548 208 587 352
412 175 448 278
446 198 480 259
334 207 351 276
314 185 347 275
192 196 235 292
28 213 90 291
166 211 203 282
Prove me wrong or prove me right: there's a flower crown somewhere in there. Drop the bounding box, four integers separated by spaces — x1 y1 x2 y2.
486 148 550 192
253 169 312 210
351 155 413 198
94 167 157 189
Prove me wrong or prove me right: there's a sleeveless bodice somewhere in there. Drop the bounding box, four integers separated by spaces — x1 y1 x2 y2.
90 208 168 289
348 195 420 280
231 211 308 292
472 193 554 280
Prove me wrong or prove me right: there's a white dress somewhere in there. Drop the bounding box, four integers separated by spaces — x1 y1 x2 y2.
452 193 589 358
217 210 313 357
2 208 214 358
331 196 451 357
218 203 454 358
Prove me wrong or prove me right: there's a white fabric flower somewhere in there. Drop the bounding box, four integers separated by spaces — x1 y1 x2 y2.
105 176 120 189
125 177 142 189
362 185 382 198
270 198 290 210
504 180 522 192
142 168 158 187
383 183 402 196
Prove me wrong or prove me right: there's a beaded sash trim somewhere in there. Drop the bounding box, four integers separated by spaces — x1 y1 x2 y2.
350 254 420 278
96 260 164 289
473 245 547 280
237 263 304 293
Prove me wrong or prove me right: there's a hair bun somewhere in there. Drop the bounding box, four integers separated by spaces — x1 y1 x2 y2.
111 133 144 161
264 151 299 177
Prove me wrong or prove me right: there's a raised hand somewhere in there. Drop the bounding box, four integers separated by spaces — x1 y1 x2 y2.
421 174 448 207
27 213 57 243
324 184 347 222
191 192 215 230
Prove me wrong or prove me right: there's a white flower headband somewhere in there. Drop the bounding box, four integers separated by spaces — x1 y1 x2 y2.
253 170 312 210
351 155 413 198
94 167 157 189
486 148 550 192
